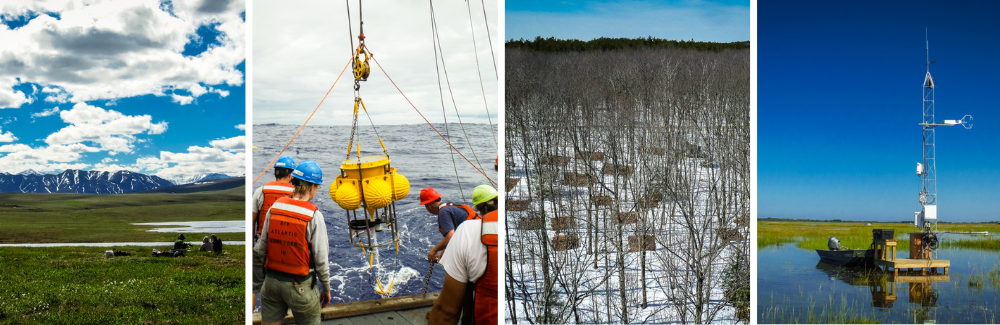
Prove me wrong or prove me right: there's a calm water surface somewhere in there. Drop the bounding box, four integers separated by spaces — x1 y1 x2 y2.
758 237 1000 323
133 220 244 233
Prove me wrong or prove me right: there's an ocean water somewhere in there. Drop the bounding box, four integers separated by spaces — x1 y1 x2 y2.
252 123 497 304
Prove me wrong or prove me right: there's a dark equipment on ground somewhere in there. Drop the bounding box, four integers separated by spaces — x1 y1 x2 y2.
153 249 185 258
873 229 895 241
349 218 384 231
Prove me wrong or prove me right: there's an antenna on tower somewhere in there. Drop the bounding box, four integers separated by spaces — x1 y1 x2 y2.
926 29 936 66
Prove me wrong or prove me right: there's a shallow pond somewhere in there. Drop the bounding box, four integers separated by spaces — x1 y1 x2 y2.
758 239 1000 323
132 220 244 233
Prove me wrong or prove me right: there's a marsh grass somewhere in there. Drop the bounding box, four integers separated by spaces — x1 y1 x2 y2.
758 221 1000 251
0 246 244 324
758 236 795 249
0 190 243 243
942 238 1000 251
761 293 883 324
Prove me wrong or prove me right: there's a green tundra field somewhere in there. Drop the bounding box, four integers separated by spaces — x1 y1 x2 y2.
0 247 244 324
0 188 245 324
0 187 243 243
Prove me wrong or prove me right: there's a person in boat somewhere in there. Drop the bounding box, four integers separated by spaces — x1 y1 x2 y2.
253 155 297 244
420 187 478 264
199 236 213 252
211 234 223 254
429 184 499 325
253 160 331 325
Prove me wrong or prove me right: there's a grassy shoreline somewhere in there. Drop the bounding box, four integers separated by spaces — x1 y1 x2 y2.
0 246 244 325
0 189 243 243
758 221 1000 251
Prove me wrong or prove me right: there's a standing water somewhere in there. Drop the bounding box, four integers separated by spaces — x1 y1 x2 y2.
253 123 497 304
758 235 1000 323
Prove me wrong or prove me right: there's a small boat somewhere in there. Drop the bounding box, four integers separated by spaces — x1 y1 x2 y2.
815 248 874 267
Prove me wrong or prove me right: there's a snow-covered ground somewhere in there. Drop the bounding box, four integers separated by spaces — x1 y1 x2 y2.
506 138 747 324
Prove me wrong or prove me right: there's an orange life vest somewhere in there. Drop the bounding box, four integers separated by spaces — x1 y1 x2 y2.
256 181 294 235
439 203 477 234
474 210 498 325
264 197 316 276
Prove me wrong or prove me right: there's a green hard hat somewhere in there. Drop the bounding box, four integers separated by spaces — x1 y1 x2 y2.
471 185 498 206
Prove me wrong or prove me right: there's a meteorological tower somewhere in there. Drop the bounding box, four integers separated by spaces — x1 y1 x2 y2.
915 32 972 233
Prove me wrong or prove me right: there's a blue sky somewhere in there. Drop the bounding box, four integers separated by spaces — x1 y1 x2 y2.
505 0 750 42
759 1 1000 222
0 0 246 184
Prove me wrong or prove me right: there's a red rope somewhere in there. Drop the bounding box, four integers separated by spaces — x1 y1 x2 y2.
253 56 353 185
370 55 497 187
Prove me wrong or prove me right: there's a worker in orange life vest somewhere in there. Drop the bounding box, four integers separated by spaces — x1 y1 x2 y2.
251 156 297 312
253 160 331 325
421 187 477 264
429 184 498 325
253 155 296 243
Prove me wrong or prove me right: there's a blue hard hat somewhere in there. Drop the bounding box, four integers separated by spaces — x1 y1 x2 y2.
275 155 296 169
292 160 323 185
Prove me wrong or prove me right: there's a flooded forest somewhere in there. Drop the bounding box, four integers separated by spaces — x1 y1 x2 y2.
505 46 750 323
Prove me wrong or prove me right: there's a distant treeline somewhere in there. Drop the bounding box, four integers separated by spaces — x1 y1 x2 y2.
758 217 999 224
505 36 750 53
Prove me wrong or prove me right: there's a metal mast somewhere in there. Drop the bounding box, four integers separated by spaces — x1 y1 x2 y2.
916 30 972 232
918 31 937 232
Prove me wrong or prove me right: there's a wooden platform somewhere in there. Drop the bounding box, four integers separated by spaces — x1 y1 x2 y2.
876 258 950 276
253 292 439 325
319 306 432 325
893 273 950 283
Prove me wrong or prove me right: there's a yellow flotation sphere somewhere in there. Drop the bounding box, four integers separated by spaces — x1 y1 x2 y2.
329 177 341 203
390 172 410 200
335 181 361 210
363 177 393 210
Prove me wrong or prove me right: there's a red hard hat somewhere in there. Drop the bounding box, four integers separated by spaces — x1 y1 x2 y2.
419 187 442 205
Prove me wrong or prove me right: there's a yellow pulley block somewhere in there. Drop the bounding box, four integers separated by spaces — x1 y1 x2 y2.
353 48 370 81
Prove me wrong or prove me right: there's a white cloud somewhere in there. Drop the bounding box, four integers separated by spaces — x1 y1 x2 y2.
138 144 245 183
0 144 31 152
209 135 244 151
0 126 16 142
0 143 100 173
31 106 60 117
234 123 245 130
251 0 497 125
0 0 245 108
100 157 117 163
0 77 31 109
148 121 168 134
44 91 70 103
171 94 194 105
44 103 168 154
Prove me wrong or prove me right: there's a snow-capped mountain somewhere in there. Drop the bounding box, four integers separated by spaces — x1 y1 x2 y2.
17 169 42 176
0 169 174 194
169 173 236 185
